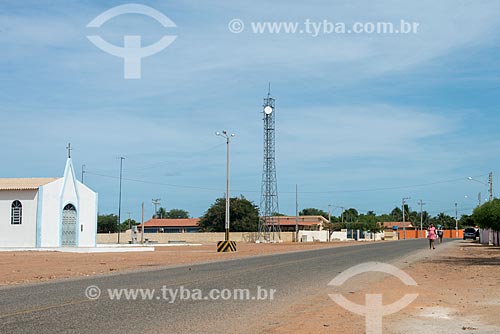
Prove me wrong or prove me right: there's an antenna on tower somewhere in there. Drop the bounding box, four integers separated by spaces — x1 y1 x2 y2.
259 84 281 242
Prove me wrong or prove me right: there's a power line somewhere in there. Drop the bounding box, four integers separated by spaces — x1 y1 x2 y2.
85 171 484 195
88 143 226 174
293 175 488 194
85 171 223 192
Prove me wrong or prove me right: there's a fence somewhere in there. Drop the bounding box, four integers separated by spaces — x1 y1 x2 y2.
97 231 296 244
479 228 500 246
395 229 464 240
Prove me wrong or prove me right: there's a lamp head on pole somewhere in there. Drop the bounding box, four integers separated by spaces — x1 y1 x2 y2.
216 130 235 140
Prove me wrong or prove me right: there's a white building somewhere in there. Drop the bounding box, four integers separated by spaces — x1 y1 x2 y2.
0 157 98 248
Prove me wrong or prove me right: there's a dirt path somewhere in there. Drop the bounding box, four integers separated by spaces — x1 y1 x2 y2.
259 240 500 334
0 241 360 286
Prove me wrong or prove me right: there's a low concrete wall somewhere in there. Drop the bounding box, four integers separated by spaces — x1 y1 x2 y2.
480 228 500 245
299 230 384 242
97 231 295 244
299 231 329 242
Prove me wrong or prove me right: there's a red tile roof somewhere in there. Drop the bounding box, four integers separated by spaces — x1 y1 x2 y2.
383 221 414 229
263 216 328 226
140 218 200 228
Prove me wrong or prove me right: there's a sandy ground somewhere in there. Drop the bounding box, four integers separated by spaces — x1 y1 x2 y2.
259 240 500 334
0 241 360 286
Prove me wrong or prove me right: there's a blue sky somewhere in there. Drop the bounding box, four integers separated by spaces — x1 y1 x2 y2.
1 0 500 221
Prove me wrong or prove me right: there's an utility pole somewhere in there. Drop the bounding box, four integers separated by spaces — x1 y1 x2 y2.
418 200 425 238
295 184 299 242
489 172 493 201
117 157 125 244
455 202 459 238
141 202 144 244
478 192 482 207
152 199 161 218
127 212 132 230
216 131 235 242
340 206 346 238
402 197 410 240
327 204 331 243
81 164 86 184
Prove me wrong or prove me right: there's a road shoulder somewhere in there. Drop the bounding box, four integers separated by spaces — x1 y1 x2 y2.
0 241 364 286
259 240 500 334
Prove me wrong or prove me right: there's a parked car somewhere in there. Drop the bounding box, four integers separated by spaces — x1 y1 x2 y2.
463 227 478 240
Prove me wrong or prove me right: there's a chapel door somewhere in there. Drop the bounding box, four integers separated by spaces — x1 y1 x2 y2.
61 204 77 246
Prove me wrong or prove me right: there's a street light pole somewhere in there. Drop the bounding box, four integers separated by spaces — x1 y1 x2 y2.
468 173 493 202
489 172 493 202
295 184 299 242
455 202 459 238
469 173 494 245
225 134 230 241
216 131 235 241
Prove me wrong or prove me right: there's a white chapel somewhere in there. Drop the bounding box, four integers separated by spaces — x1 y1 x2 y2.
0 150 98 248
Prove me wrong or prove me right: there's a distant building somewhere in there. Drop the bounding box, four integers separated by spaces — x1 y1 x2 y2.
0 157 98 248
138 218 201 233
382 221 415 230
263 216 328 232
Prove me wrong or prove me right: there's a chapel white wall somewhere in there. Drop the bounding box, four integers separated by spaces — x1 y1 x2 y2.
0 190 38 247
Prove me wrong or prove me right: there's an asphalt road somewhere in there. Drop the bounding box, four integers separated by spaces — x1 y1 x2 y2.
0 239 443 334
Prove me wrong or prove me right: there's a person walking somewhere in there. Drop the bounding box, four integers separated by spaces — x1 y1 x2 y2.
437 226 444 244
427 223 436 250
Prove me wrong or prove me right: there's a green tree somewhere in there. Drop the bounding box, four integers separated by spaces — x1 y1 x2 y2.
155 208 189 219
199 196 259 232
459 214 474 227
272 212 287 216
430 212 456 229
164 209 190 219
344 208 359 221
359 211 377 224
156 207 167 218
376 213 393 224
121 218 138 231
472 199 500 231
98 214 118 233
390 207 403 221
299 208 329 219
